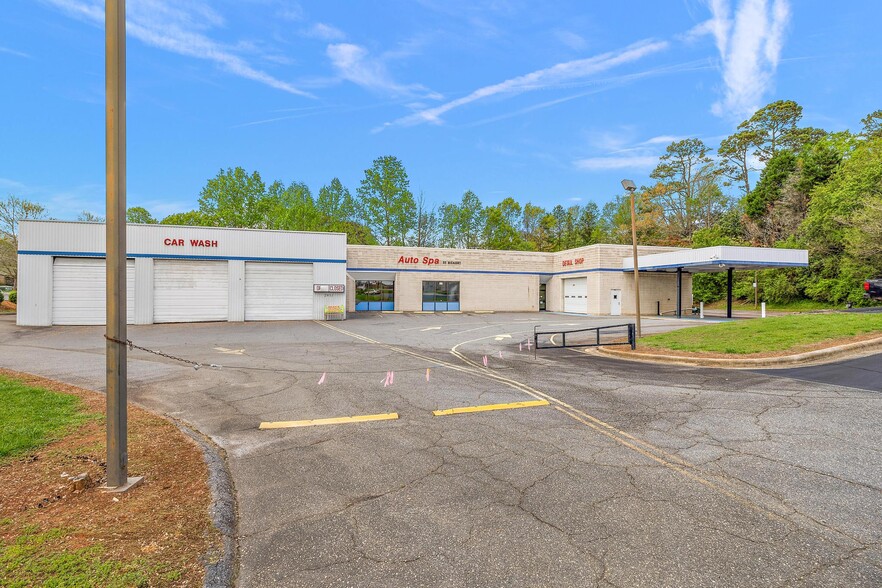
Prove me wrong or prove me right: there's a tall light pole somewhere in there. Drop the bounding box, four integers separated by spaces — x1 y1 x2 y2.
621 179 641 339
105 0 139 492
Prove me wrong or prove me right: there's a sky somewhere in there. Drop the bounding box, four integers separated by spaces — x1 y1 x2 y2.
1 0 880 221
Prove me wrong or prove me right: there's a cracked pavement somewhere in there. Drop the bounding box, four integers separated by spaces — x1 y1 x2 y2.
1 312 880 587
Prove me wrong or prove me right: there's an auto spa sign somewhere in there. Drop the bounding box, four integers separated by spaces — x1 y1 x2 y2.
396 255 462 267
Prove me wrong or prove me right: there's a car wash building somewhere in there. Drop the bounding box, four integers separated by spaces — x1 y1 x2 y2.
16 220 808 326
16 221 347 326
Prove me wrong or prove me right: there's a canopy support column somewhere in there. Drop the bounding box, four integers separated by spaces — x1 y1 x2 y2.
676 268 683 318
726 268 733 319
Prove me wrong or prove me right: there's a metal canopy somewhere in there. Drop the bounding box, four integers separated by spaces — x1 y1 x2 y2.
622 245 808 274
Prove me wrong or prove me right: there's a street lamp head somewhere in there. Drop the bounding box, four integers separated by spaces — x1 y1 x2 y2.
621 179 637 192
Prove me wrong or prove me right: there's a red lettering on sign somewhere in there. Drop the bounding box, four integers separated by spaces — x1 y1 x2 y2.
398 255 419 264
575 257 585 265
190 239 218 247
164 238 184 246
562 259 573 266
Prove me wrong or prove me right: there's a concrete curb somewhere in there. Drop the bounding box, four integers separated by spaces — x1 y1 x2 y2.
595 335 882 368
174 422 238 588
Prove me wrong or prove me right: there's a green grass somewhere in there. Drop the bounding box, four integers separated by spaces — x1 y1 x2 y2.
641 312 882 354
0 526 153 588
0 376 92 461
703 298 840 312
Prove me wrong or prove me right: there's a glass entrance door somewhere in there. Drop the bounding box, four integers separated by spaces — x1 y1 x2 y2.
539 283 547 311
355 280 395 311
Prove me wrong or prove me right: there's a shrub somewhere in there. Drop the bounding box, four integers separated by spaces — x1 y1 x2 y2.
8 291 16 304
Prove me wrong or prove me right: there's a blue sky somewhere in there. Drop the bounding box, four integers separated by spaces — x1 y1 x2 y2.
1 0 880 220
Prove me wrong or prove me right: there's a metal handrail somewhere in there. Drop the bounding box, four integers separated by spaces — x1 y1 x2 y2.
533 323 636 353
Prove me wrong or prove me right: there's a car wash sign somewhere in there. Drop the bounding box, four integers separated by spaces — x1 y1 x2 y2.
164 237 219 248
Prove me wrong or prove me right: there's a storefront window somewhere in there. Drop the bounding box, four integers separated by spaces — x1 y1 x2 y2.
422 281 460 311
355 280 394 311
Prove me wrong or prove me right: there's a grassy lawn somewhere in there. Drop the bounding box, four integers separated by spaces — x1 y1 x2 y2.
0 376 93 462
640 312 882 355
0 370 219 587
0 524 177 588
703 298 841 312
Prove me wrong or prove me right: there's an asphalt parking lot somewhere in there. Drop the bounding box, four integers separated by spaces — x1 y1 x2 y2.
1 312 881 587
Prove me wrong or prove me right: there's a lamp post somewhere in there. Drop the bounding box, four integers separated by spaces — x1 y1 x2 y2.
621 179 641 339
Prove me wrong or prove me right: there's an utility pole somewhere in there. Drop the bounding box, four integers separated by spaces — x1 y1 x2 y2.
104 0 140 492
621 180 641 339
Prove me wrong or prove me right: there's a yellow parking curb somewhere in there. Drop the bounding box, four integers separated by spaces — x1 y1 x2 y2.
433 399 549 416
259 413 399 429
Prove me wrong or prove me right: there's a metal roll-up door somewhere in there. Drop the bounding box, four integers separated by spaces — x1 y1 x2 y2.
244 262 313 321
52 257 134 325
563 277 587 314
153 260 228 323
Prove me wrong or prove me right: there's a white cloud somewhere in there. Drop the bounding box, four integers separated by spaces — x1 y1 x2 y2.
573 155 660 171
383 40 668 128
641 135 684 145
689 0 791 118
568 197 583 202
304 23 346 41
555 30 588 51
0 46 32 59
327 43 440 98
42 0 312 97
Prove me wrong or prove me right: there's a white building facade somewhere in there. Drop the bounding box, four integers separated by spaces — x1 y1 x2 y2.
17 221 347 326
16 221 808 326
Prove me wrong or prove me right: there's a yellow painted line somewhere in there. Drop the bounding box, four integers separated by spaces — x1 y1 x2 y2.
441 311 462 314
382 310 404 314
433 399 549 416
473 310 494 314
317 322 790 525
259 412 399 430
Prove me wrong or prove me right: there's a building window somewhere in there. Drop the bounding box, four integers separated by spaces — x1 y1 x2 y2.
422 281 460 311
355 280 394 311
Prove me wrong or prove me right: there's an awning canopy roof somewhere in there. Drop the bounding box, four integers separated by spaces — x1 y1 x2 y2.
622 245 808 273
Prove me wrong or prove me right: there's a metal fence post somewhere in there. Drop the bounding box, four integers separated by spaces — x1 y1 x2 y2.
629 324 636 349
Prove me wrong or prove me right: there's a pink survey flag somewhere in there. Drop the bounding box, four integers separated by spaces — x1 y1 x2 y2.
318 372 326 385
482 355 488 367
426 368 431 382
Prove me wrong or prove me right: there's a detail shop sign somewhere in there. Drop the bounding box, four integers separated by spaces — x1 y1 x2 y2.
397 255 461 266
561 257 585 267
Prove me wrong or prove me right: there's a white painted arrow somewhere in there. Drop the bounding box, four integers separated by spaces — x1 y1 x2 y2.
494 334 512 341
421 326 443 332
214 347 245 355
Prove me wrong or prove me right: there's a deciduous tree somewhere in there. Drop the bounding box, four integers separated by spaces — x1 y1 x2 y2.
198 167 268 228
0 195 48 287
356 156 416 246
126 206 157 224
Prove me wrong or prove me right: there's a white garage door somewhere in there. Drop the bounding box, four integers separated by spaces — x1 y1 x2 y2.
52 257 134 325
154 260 228 323
563 277 587 314
245 262 313 321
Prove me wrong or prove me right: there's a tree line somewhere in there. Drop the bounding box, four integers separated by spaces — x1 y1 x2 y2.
2 100 880 305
